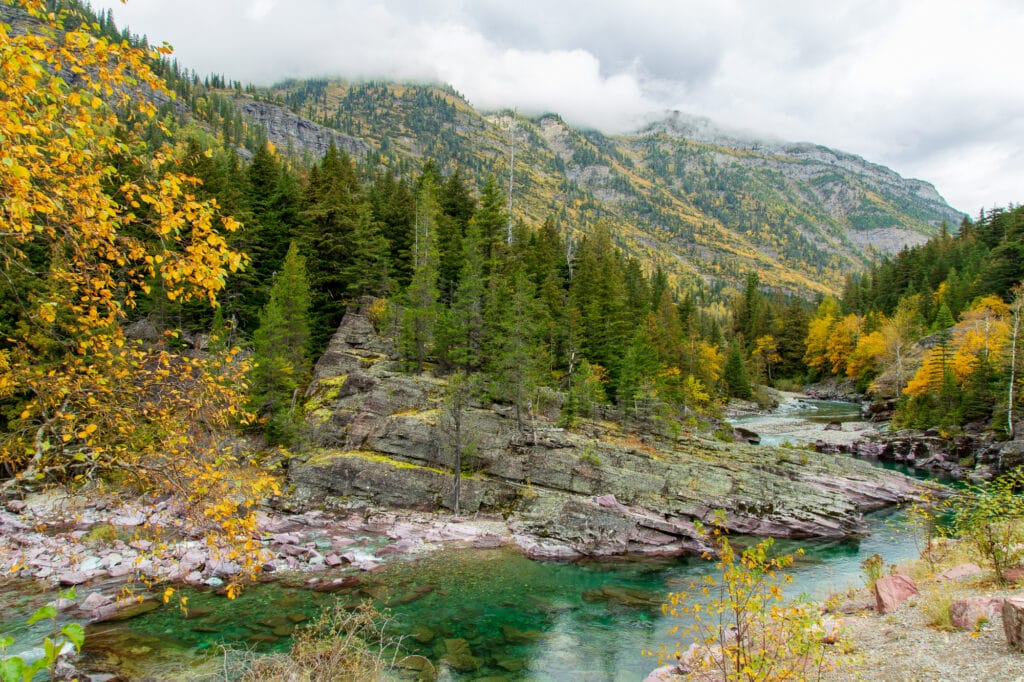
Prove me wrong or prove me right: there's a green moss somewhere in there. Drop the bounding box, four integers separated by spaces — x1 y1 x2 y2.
304 374 348 412
306 449 448 476
390 407 439 425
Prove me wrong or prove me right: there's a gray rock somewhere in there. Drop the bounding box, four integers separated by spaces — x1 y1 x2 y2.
287 306 930 560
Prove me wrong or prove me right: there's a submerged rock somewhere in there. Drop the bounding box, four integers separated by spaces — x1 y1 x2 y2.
441 638 480 672
581 585 663 608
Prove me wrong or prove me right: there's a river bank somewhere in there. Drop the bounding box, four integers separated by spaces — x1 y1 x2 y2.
0 496 937 681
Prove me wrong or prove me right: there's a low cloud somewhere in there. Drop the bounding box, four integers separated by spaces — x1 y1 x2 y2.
94 0 1024 213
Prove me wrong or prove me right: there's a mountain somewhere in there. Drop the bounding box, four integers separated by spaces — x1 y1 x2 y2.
226 80 963 296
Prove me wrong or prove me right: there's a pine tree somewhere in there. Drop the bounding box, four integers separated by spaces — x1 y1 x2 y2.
342 204 391 299
299 142 368 355
473 174 508 270
399 179 442 372
724 341 753 400
485 265 548 431
441 218 487 371
250 242 312 444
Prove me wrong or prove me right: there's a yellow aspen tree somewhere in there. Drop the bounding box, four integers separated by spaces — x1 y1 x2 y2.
825 313 863 376
803 296 840 374
0 1 276 589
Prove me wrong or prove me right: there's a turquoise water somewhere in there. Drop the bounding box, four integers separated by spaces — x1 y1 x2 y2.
1 400 933 680
53 508 920 681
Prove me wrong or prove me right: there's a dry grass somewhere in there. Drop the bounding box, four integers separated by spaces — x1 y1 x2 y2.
217 602 407 682
918 588 953 630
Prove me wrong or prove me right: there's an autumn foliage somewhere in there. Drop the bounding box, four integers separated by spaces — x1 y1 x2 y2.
0 1 276 583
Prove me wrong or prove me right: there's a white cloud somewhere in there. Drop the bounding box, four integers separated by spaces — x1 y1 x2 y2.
92 0 1024 213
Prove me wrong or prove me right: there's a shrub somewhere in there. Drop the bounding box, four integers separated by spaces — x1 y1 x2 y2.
860 553 884 591
951 468 1024 586
648 515 845 680
920 589 953 630
0 589 84 682
904 488 952 574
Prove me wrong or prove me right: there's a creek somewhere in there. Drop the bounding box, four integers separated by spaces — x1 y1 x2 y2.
0 400 939 681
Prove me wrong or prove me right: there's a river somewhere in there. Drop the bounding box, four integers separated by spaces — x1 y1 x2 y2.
1 401 935 681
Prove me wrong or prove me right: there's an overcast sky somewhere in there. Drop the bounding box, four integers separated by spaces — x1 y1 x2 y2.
92 0 1024 214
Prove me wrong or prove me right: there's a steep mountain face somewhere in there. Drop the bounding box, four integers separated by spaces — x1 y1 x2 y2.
228 80 962 296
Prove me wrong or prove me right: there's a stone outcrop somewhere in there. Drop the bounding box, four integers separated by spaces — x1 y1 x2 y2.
231 97 370 161
288 304 931 560
821 426 1024 481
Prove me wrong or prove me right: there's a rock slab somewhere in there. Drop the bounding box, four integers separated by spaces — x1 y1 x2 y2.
950 597 1003 630
874 574 919 614
1002 596 1024 652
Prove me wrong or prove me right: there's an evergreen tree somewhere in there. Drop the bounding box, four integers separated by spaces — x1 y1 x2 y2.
440 218 487 371
399 179 442 372
723 341 753 399
250 242 312 444
368 170 416 286
473 174 508 270
299 142 368 355
485 265 548 431
341 204 391 299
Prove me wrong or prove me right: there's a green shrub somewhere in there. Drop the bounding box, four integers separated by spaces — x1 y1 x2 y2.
951 469 1024 586
1 589 84 682
920 589 953 630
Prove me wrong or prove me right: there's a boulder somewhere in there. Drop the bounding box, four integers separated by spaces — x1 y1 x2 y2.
733 427 760 444
1002 596 1024 652
81 592 113 611
950 597 1003 630
935 563 983 583
644 665 684 682
874 574 918 614
1003 567 1024 584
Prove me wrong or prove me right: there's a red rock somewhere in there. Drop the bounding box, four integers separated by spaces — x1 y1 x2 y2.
58 571 89 586
950 597 1003 629
874 574 919 614
81 592 113 610
108 563 135 578
594 494 629 513
1004 567 1024 584
936 563 983 582
1003 596 1024 652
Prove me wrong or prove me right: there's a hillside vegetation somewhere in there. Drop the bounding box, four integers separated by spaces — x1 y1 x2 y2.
225 79 962 296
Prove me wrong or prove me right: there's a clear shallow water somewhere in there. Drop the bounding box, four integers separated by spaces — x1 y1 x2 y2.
0 399 933 680
729 398 867 446
38 510 918 681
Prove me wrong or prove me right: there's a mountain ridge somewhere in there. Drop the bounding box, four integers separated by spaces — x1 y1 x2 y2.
226 78 962 295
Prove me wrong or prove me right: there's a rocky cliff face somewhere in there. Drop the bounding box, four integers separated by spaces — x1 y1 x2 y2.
232 97 370 160
285 305 926 560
